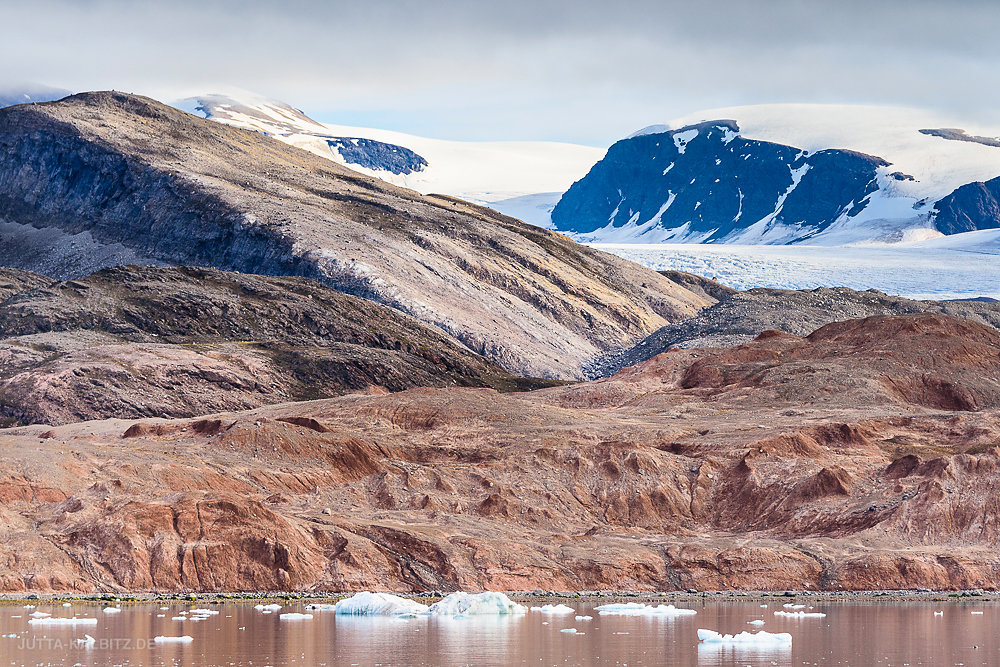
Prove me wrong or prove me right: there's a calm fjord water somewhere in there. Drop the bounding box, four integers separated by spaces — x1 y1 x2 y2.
1 599 996 666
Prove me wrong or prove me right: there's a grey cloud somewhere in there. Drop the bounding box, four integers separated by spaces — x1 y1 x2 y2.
1 0 997 144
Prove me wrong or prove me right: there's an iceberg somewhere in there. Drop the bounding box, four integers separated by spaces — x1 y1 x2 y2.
427 592 526 616
596 602 697 616
254 603 283 612
530 604 575 614
28 617 98 626
153 635 194 643
697 629 792 646
335 592 430 617
774 610 826 618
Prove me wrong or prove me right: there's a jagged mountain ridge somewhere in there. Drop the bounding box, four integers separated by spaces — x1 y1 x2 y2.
552 105 1000 244
0 91 710 379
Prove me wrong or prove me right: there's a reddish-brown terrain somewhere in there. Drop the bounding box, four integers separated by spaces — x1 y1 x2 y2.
2 312 1000 593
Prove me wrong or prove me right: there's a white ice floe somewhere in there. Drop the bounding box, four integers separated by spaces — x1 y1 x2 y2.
279 613 313 621
972 611 985 615
427 592 526 616
62 603 72 607
2 633 18 638
189 609 219 616
575 615 593 621
748 619 766 626
774 610 826 618
697 628 792 645
934 611 944 616
28 611 51 618
22 605 34 609
530 604 575 614
559 627 577 633
254 604 283 612
153 635 194 643
170 616 187 621
28 617 98 626
75 634 96 647
103 607 121 614
305 603 337 611
595 602 697 617
781 603 806 609
334 592 430 617
159 606 169 611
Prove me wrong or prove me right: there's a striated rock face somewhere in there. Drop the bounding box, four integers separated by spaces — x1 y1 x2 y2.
4 313 1000 593
0 91 709 378
933 175 1000 234
551 121 889 243
0 265 553 426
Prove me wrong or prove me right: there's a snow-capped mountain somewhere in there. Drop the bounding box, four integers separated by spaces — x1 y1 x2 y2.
551 104 1000 245
174 92 604 224
0 83 72 109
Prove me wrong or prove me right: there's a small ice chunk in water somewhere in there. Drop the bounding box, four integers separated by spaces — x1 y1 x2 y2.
575 615 592 621
279 613 313 621
103 607 121 613
972 611 985 615
153 635 194 643
697 628 792 645
305 603 337 611
748 619 765 626
428 592 526 616
254 604 283 612
189 609 219 616
530 604 575 614
782 603 805 609
560 627 577 633
29 611 51 618
934 611 944 616
29 617 98 626
334 592 430 616
596 603 696 616
76 634 96 647
171 616 187 621
774 610 826 618
62 603 72 608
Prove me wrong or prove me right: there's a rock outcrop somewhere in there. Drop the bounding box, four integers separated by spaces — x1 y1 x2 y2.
0 265 554 426
4 313 1000 593
0 92 710 378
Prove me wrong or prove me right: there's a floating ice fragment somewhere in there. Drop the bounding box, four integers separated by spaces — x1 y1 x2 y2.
781 603 805 609
530 604 575 614
29 617 98 626
75 634 96 647
159 606 169 611
774 610 826 618
189 609 219 616
334 592 429 617
972 611 984 615
305 603 337 611
2 633 18 638
560 627 577 633
596 603 696 616
697 628 792 646
103 607 121 613
171 616 187 621
153 635 194 643
934 611 943 616
575 615 592 621
748 620 765 626
428 592 526 616
29 611 51 618
62 603 72 607
279 613 313 621
254 604 283 612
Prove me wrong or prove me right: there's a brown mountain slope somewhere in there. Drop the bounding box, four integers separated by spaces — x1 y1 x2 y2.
0 92 710 378
0 265 552 426
3 313 1000 593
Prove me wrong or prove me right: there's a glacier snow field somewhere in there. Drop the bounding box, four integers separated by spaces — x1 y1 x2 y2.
592 237 1000 300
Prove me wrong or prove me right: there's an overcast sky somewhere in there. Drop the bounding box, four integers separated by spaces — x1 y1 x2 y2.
2 0 998 144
